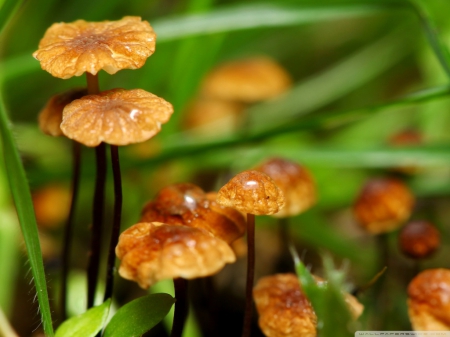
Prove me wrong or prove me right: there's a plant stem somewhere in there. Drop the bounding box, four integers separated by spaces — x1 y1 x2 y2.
104 145 122 302
171 278 188 337
86 73 100 95
242 213 255 337
60 141 81 320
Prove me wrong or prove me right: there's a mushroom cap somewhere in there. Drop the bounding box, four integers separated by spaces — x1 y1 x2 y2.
399 221 440 259
253 273 317 337
116 222 236 289
60 88 173 147
353 178 414 234
140 184 246 243
200 57 292 103
33 16 156 79
38 88 87 137
217 170 285 215
255 158 316 218
407 268 450 330
32 184 70 229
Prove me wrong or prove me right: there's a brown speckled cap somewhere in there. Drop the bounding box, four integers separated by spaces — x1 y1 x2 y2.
38 88 87 137
408 268 450 330
353 178 414 234
201 57 292 103
116 222 236 289
60 88 173 147
140 184 246 244
217 170 285 215
33 16 156 79
255 158 316 218
399 221 440 259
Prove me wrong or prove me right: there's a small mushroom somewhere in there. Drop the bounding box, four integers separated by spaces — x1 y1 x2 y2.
254 158 316 218
217 170 285 337
32 184 70 229
353 178 414 234
399 221 440 260
116 222 236 288
407 268 450 330
200 57 292 103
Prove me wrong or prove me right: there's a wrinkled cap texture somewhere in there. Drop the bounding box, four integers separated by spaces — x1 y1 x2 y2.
116 222 236 289
353 178 414 234
217 170 285 215
255 158 316 218
399 221 440 259
33 16 156 79
38 88 87 137
140 183 246 243
201 57 292 103
408 268 450 330
60 88 173 147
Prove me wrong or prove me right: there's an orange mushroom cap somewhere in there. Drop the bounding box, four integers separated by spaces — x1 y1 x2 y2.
353 178 414 234
60 88 173 147
254 158 316 218
116 222 236 289
408 268 450 330
217 170 285 215
38 88 87 137
399 221 440 259
33 16 156 79
201 57 292 103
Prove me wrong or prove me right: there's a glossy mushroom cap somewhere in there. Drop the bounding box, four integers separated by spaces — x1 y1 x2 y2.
33 16 156 79
353 178 414 234
116 222 236 289
60 88 173 147
38 88 87 137
217 170 285 215
253 273 317 337
408 268 450 330
140 184 246 244
200 57 292 103
399 221 440 259
255 158 316 218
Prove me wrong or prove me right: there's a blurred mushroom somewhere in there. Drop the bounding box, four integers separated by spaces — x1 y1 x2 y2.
32 184 70 229
201 57 292 103
408 268 450 330
140 184 246 244
399 220 440 260
353 178 414 234
217 170 285 337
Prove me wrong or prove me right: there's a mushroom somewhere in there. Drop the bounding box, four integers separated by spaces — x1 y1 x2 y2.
253 273 363 337
217 170 285 337
407 268 450 330
399 220 440 260
200 57 292 103
116 222 236 337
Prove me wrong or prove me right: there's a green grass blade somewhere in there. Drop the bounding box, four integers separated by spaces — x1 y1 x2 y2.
0 96 54 336
0 0 24 33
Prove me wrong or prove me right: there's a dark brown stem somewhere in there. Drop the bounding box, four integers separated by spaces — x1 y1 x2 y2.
104 145 122 302
87 142 107 308
171 278 189 337
60 141 81 320
86 73 100 95
242 213 255 337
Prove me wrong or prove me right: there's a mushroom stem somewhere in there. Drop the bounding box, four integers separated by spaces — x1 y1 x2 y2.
275 218 293 273
242 213 255 337
60 141 81 320
86 73 100 94
87 142 107 308
171 278 189 337
104 145 122 302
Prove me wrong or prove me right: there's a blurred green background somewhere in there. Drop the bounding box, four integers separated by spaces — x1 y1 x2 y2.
2 0 450 336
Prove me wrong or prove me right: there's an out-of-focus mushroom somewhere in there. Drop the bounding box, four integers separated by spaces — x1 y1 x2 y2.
253 273 363 337
408 268 450 330
217 170 285 337
353 178 414 234
140 184 246 244
254 158 316 218
32 184 70 229
201 57 292 103
116 222 236 288
399 221 440 259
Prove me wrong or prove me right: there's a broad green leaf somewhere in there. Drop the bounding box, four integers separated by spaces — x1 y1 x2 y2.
103 293 175 337
55 299 111 337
